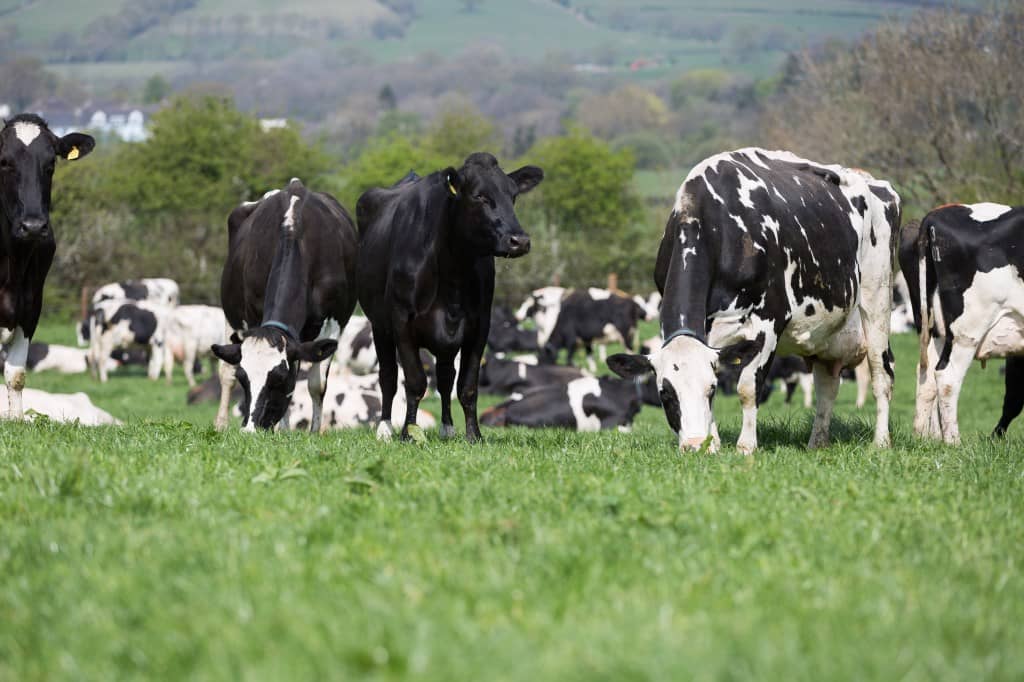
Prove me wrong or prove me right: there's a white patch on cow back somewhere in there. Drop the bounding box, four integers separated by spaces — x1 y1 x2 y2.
566 377 602 432
283 195 301 232
967 202 1012 222
587 288 612 301
13 122 41 146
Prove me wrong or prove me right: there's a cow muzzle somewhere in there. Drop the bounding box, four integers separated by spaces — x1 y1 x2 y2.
499 233 531 258
14 217 49 242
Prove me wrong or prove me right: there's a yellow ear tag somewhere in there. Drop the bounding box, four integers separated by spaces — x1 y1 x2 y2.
447 180 457 196
67 146 80 161
730 357 742 365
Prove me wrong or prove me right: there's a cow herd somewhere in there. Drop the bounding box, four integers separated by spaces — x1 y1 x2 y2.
1 112 1022 453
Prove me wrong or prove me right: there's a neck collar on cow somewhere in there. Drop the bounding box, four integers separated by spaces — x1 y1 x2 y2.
260 319 298 341
662 328 703 348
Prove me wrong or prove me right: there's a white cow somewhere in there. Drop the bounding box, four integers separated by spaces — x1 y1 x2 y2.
0 386 120 425
163 305 227 387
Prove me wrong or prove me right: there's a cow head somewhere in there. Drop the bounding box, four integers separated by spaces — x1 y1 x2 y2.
211 327 337 431
444 152 543 258
608 334 758 453
0 114 94 244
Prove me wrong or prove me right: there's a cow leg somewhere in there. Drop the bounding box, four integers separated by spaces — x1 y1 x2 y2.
457 346 486 443
936 341 976 445
993 358 1024 437
784 380 797 404
913 338 942 439
436 355 458 439
307 358 331 434
182 341 197 388
395 338 427 442
3 327 29 420
584 342 597 374
164 339 175 386
214 359 236 430
807 362 841 449
799 372 814 409
736 351 773 455
147 339 163 381
854 358 870 409
98 335 113 383
858 274 895 448
373 331 399 441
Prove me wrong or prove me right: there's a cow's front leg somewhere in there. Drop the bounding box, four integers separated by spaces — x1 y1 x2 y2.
307 357 330 434
214 359 236 430
993 357 1024 437
3 327 29 420
735 352 772 455
808 361 841 448
436 354 457 439
395 338 428 442
457 343 486 443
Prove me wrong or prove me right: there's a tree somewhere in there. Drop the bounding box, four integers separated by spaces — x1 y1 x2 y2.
142 75 171 104
0 58 57 111
426 98 502 160
337 134 450 209
575 85 669 140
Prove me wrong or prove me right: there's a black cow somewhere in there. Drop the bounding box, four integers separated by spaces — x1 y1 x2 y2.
0 114 93 417
212 179 358 432
488 305 539 352
356 153 543 442
478 352 586 395
480 376 642 432
899 202 1024 442
542 288 645 371
608 149 899 454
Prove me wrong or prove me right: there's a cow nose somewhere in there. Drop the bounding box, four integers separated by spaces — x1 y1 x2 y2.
508 234 530 254
19 218 47 237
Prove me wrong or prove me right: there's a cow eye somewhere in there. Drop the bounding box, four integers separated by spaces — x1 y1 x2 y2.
0 159 12 172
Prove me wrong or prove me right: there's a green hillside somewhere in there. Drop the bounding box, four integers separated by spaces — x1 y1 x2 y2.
1 0 969 83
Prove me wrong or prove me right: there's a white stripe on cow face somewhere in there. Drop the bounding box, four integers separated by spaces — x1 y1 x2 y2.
967 202 1012 222
238 337 293 431
650 336 719 451
13 122 41 146
566 376 602 432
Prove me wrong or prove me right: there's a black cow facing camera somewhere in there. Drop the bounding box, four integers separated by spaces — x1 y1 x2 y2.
0 114 93 419
356 152 543 442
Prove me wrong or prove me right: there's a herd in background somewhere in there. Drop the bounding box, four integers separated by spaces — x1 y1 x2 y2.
2 113 1022 452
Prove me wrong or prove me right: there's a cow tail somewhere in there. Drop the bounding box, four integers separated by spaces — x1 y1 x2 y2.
917 220 932 371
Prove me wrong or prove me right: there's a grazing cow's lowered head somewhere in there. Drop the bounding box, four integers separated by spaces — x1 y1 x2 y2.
608 332 757 453
212 325 336 431
444 152 543 258
0 114 93 244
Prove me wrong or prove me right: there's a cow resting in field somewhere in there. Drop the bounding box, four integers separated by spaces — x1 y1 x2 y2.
609 148 900 454
356 154 543 442
212 179 358 432
899 203 1024 442
0 114 94 418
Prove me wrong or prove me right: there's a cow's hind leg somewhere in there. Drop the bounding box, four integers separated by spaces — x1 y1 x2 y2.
395 338 428 442
436 354 457 439
936 340 976 445
914 338 942 439
808 361 841 449
854 358 870 409
3 327 29 420
993 357 1024 437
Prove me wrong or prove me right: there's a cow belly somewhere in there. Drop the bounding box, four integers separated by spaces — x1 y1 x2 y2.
976 314 1024 359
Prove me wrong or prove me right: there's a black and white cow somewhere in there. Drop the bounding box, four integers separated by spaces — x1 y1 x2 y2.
332 315 378 376
212 179 358 432
540 288 646 371
480 376 642 432
608 148 899 454
164 304 226 388
633 291 662 321
92 277 179 307
356 153 543 442
899 202 1024 442
0 114 94 418
13 342 119 374
487 305 539 352
87 298 171 382
514 286 566 349
478 351 587 395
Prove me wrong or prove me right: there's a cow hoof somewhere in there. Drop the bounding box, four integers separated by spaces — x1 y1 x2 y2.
807 434 830 449
439 423 456 439
736 441 756 456
375 420 394 441
465 430 483 444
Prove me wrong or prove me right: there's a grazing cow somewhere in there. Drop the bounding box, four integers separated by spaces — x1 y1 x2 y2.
478 351 587 395
91 277 179 307
87 298 171 382
0 114 94 418
356 153 543 442
480 376 642 432
608 148 899 453
899 202 1024 442
488 305 540 352
542 288 646 371
212 179 357 432
164 304 226 387
0 385 119 425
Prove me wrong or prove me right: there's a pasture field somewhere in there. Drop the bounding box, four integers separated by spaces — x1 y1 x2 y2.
1 322 1022 680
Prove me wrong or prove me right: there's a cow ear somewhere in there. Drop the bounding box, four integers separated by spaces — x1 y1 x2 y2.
211 343 242 366
229 332 243 344
294 338 338 363
607 353 653 378
57 132 95 161
443 167 461 198
509 165 544 194
716 340 761 369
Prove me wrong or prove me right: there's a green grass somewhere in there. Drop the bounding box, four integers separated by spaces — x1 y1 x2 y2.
2 321 1022 680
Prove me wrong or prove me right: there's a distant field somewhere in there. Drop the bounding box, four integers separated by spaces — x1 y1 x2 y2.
2 322 1022 680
